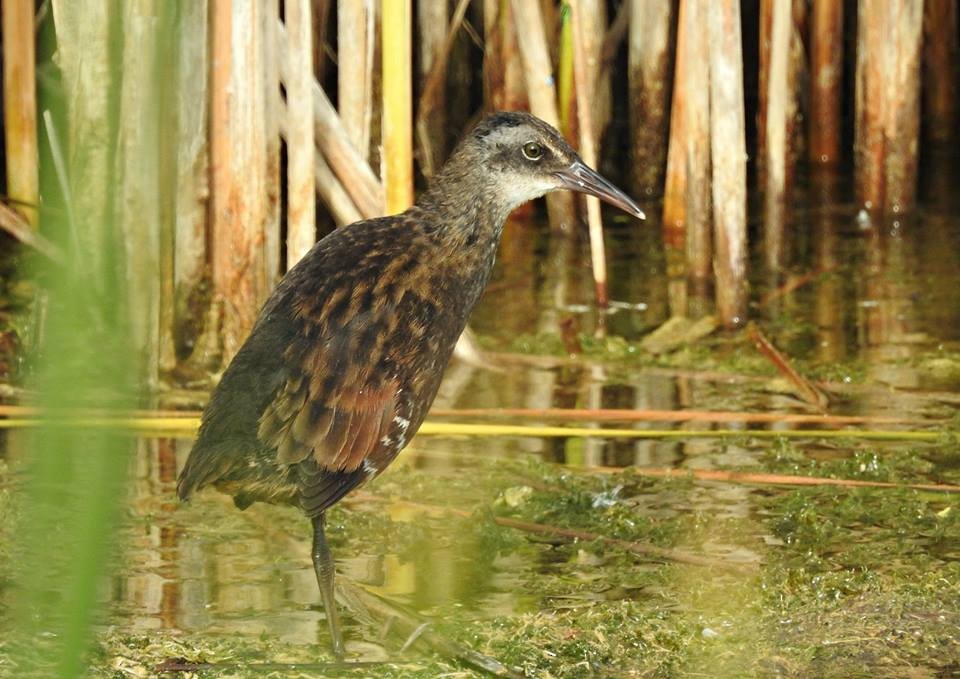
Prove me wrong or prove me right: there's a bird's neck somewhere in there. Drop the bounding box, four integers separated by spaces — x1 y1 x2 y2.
411 162 514 253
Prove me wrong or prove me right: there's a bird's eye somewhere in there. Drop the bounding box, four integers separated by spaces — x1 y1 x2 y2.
522 141 544 161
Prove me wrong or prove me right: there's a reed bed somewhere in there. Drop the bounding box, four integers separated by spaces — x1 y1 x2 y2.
0 2 954 371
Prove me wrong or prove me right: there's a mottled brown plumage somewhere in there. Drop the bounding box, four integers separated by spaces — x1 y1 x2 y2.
176 111 644 658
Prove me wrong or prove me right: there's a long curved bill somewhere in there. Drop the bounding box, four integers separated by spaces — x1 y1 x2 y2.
554 161 646 220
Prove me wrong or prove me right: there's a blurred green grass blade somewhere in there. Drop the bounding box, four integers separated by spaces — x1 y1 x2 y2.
7 3 144 676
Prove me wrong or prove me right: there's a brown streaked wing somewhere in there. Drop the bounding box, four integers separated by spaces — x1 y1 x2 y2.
258 377 400 473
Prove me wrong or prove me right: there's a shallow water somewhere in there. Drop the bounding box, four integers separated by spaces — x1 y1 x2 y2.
2 162 959 675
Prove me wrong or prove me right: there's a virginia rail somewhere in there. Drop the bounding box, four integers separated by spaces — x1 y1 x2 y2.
177 111 645 657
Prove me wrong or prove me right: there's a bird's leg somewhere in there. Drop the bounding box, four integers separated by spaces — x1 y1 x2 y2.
311 513 344 660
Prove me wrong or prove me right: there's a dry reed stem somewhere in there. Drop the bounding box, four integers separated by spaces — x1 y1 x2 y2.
0 201 62 261
337 0 376 160
262 0 282 291
855 0 886 212
570 0 609 309
747 323 830 411
427 407 933 426
882 0 923 214
665 0 712 283
2 417 947 445
415 0 471 177
662 0 688 239
578 464 960 495
708 0 748 327
171 0 211 364
280 94 364 227
283 0 317 268
416 0 470 176
578 0 611 140
308 69 384 217
628 0 674 197
922 0 959 142
483 0 527 112
2 0 39 227
510 0 576 231
381 0 414 213
855 0 923 214
116 2 161 386
3 404 935 427
278 19 383 215
809 0 844 163
415 0 450 176
314 150 363 226
209 0 274 362
509 0 561 129
763 0 793 272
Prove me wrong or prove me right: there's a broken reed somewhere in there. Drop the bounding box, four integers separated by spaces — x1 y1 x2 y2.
1 1 956 376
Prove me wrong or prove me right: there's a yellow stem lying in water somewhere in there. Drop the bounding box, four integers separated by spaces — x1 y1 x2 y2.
0 416 950 442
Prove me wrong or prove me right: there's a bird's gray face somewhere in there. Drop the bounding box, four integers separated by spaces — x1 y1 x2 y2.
471 112 646 220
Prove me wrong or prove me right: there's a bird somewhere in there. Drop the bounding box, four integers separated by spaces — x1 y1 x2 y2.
176 111 645 658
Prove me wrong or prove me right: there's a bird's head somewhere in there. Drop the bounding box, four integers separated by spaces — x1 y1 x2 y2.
454 111 646 220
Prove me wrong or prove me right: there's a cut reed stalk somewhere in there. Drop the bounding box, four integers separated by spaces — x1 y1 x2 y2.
309 77 384 217
509 0 561 129
483 0 527 112
311 0 332 83
416 0 471 177
628 0 674 197
262 0 282 290
510 0 576 231
922 0 959 143
880 0 923 215
171 0 211 363
763 0 794 271
209 0 273 362
2 0 39 227
415 0 449 176
664 0 712 285
381 0 414 214
578 0 611 141
708 0 748 327
809 0 843 163
570 0 609 309
283 0 317 268
557 4 574 134
116 1 161 386
314 151 363 226
855 0 923 214
337 0 376 160
756 0 772 183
